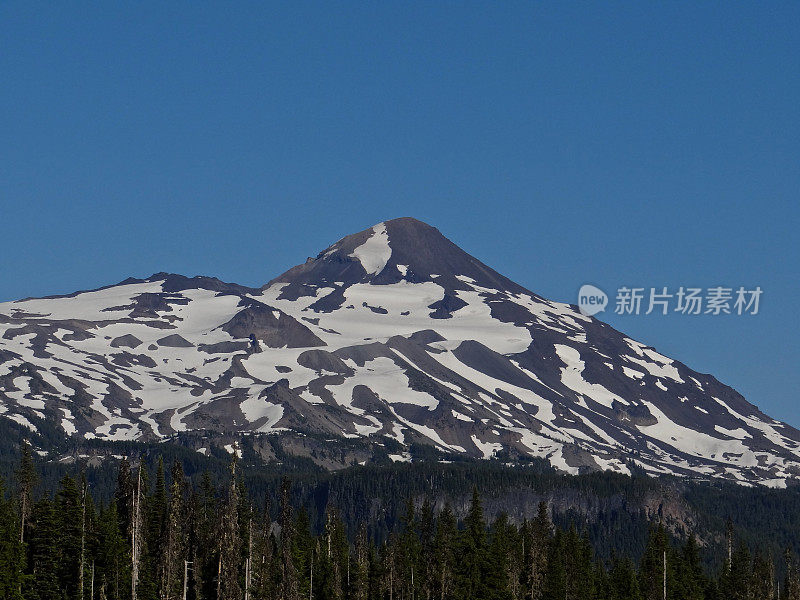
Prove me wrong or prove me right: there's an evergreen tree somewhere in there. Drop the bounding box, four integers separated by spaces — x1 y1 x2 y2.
398 498 420 600
543 528 566 600
95 500 128 600
675 534 705 600
487 511 516 600
783 549 800 600
195 470 220 600
115 458 133 546
160 460 187 600
293 507 313 600
722 541 752 600
55 475 83 600
0 477 25 600
280 478 298 600
350 523 369 600
239 482 254 600
217 457 242 600
251 497 275 600
593 561 610 600
433 503 457 600
573 529 594 600
751 551 774 600
639 523 670 600
326 507 349 600
147 457 168 599
26 497 61 600
418 498 435 600
382 533 397 600
456 488 488 600
608 554 641 600
525 501 550 600
15 440 38 545
130 463 147 600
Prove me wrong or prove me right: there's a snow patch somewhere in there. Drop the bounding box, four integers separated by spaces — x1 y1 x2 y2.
471 435 502 459
349 222 391 275
555 345 629 408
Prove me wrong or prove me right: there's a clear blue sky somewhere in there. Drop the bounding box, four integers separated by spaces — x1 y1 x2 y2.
2 4 798 423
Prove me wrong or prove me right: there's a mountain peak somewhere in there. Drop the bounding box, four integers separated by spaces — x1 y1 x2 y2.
382 215 431 227
381 216 440 236
321 217 447 266
268 217 529 297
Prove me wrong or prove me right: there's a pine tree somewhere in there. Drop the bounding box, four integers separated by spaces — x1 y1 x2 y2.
751 551 774 600
27 497 61 600
639 523 669 600
433 503 457 600
574 529 594 600
131 463 146 600
195 470 220 600
280 477 298 600
116 457 134 543
15 439 38 544
543 528 566 600
563 525 582 600
251 497 275 600
241 490 254 600
322 506 348 600
79 473 89 600
95 501 128 600
0 477 25 600
56 474 84 600
382 533 397 600
368 543 384 600
293 507 313 600
350 523 369 600
148 457 168 592
676 534 705 600
526 501 551 600
593 561 610 600
719 519 735 600
418 498 435 600
217 456 242 600
398 498 420 600
783 549 800 600
487 511 516 600
160 460 187 600
456 488 488 600
723 541 752 600
608 554 641 600
114 457 136 600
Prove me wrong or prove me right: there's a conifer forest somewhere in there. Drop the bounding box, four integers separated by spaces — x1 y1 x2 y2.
1 441 799 600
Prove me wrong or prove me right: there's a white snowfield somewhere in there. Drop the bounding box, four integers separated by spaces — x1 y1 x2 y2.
349 223 392 276
0 218 797 486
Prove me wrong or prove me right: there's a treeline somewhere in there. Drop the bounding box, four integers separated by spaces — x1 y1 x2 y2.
6 415 800 569
1 443 799 600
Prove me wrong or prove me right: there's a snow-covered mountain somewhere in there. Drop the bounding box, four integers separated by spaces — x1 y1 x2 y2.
1 217 797 486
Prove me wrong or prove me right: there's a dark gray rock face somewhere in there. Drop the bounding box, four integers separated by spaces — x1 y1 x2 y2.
221 301 325 348
157 334 194 348
111 334 142 348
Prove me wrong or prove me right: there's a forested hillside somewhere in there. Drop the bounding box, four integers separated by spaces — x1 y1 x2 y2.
1 441 800 600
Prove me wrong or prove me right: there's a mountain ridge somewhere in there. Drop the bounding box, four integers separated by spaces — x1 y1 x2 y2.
1 217 797 486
